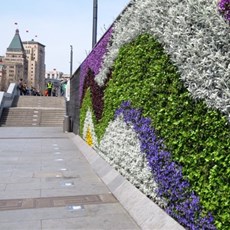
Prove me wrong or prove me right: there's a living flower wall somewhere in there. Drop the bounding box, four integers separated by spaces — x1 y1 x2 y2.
99 112 164 205
95 0 230 121
78 0 230 229
114 101 215 229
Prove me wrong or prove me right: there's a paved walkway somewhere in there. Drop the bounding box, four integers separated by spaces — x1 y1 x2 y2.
0 127 140 230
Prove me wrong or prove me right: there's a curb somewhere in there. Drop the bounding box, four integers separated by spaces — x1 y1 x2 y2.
70 134 184 230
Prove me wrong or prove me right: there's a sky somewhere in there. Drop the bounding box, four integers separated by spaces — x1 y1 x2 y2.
1 0 130 74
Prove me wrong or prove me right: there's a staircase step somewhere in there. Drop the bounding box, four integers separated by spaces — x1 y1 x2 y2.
0 96 66 127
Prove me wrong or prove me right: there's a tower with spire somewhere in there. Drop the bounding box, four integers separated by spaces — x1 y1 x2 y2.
2 29 28 89
1 29 46 93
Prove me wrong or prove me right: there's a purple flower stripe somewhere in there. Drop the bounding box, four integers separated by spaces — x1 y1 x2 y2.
79 27 113 103
218 0 230 21
115 101 216 229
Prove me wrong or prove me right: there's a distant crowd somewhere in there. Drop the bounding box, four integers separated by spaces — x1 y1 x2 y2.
18 79 66 97
18 79 41 96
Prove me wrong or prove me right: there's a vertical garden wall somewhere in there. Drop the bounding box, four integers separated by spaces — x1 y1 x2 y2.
75 0 230 229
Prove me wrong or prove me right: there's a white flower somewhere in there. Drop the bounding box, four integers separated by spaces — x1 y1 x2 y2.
95 0 230 118
82 108 98 147
98 114 164 205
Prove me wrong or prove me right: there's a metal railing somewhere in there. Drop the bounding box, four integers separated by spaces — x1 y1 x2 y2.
0 83 19 119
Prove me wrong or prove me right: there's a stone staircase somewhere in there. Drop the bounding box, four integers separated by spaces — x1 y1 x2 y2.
0 96 66 127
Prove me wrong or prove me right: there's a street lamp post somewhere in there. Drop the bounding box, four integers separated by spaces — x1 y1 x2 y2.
92 0 98 48
70 45 73 78
63 44 73 128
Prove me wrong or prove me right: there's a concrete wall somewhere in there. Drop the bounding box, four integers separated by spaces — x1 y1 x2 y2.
67 68 80 134
0 83 19 118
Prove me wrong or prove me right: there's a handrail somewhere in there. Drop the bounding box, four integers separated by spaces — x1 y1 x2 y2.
0 83 19 119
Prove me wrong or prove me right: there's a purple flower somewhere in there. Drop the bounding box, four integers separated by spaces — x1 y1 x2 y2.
218 0 230 21
79 27 113 103
115 101 216 230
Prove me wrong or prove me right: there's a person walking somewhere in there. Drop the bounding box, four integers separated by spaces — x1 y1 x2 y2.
18 78 23 95
52 87 57 97
47 81 53 96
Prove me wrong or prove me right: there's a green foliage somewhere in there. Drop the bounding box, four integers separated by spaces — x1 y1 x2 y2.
92 34 230 229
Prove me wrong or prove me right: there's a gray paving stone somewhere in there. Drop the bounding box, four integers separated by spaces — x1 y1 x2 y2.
0 184 6 191
41 183 110 197
5 181 41 191
0 189 41 199
42 215 139 230
0 220 41 230
0 127 184 230
0 177 40 184
0 172 12 177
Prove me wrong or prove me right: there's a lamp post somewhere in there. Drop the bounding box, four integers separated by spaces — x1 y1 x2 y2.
92 0 98 48
70 45 73 78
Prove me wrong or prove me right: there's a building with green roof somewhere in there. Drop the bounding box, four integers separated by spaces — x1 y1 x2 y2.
2 29 28 90
7 29 25 52
2 29 46 93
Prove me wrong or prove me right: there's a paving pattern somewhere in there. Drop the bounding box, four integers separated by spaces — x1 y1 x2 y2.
0 194 117 211
0 127 139 230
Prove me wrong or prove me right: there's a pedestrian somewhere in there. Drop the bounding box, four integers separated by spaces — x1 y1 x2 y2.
47 81 53 96
61 82 66 96
22 83 28 95
44 89 48 96
18 78 23 95
52 87 57 97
